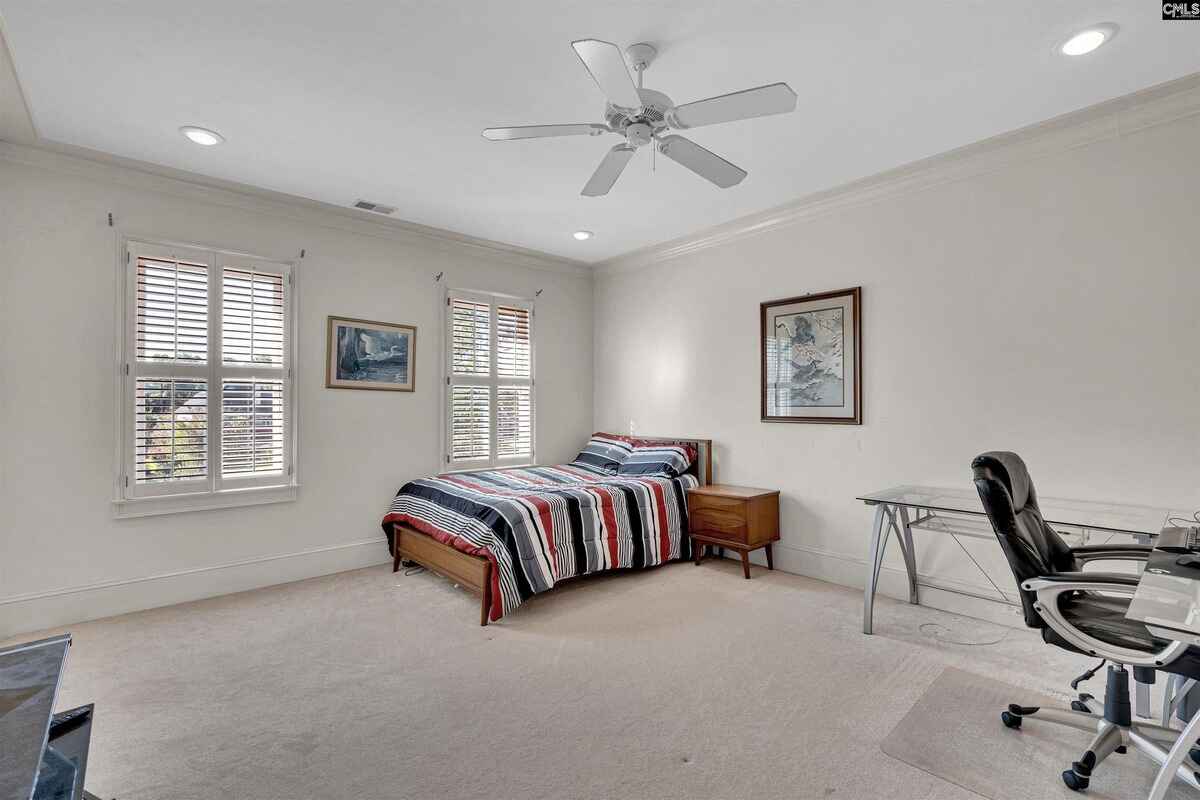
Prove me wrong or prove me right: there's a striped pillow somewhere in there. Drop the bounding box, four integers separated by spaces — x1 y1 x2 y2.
570 433 634 474
617 442 695 477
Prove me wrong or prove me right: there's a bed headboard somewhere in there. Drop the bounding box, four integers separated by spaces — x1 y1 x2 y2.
635 435 713 485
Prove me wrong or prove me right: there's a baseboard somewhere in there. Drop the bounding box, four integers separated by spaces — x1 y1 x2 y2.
738 540 1026 629
0 538 391 640
2 535 1021 641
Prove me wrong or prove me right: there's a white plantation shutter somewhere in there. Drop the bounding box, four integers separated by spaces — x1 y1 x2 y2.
218 262 288 483
121 240 295 507
495 305 531 379
451 298 490 376
222 268 285 365
136 258 208 362
445 291 535 469
134 378 208 483
449 385 490 461
221 378 285 476
496 385 532 458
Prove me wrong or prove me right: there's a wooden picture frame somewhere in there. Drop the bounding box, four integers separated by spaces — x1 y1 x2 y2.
760 287 862 424
326 316 417 392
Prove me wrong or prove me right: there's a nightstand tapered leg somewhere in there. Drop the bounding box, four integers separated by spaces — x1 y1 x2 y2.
765 543 774 570
693 537 702 565
740 550 751 579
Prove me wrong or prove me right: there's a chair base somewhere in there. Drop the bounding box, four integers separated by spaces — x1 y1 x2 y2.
1002 680 1200 796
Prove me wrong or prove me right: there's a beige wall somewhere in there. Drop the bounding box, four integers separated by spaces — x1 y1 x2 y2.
593 104 1200 619
0 147 594 637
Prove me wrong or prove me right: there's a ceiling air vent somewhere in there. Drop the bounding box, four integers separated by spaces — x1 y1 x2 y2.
352 199 397 215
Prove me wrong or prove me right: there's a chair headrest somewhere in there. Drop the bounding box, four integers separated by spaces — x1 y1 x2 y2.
971 451 1035 512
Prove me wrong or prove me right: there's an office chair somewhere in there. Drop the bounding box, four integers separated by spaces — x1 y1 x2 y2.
973 451 1200 794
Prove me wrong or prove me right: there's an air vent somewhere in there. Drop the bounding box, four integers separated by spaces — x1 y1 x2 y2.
352 199 397 215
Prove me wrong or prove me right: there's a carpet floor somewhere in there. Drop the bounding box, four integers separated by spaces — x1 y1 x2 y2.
4 560 1178 799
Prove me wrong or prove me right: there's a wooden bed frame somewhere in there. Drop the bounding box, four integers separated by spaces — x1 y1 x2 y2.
391 436 713 626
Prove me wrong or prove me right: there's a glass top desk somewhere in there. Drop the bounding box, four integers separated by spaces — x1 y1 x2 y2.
857 485 1173 635
1127 544 1200 648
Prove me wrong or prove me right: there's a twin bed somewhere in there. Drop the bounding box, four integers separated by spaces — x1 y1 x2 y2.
381 435 712 625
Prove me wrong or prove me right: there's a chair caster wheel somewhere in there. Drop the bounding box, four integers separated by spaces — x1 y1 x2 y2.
1062 770 1089 791
1001 711 1022 729
1070 700 1091 713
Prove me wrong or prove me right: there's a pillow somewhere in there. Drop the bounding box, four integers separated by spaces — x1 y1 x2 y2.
570 433 634 474
617 442 696 477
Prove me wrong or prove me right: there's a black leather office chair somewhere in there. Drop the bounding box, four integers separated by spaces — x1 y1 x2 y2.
973 451 1200 792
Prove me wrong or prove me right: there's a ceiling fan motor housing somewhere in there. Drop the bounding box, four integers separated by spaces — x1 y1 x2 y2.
605 87 673 147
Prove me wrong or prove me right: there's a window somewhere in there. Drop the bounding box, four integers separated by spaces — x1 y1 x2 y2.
444 290 534 470
116 240 296 516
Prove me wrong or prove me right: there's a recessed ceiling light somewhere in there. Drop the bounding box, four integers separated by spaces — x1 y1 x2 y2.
179 125 225 146
572 230 593 241
1060 24 1117 56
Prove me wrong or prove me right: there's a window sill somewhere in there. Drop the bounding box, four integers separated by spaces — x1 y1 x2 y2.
112 483 299 519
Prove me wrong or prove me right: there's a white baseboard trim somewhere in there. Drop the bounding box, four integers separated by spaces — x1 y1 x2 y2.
737 539 1026 629
0 537 391 640
2 534 1022 641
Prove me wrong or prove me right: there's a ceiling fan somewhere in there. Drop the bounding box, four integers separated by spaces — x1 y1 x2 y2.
482 39 797 197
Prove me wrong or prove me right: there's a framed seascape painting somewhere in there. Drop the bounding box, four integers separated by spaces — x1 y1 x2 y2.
326 316 416 392
760 287 861 424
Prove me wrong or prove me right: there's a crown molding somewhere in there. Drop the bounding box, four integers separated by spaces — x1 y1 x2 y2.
595 72 1200 276
0 139 591 277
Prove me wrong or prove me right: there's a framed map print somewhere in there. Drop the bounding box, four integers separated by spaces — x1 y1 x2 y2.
760 287 861 424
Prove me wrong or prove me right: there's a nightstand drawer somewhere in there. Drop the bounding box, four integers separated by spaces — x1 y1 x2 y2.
688 492 747 514
690 508 748 541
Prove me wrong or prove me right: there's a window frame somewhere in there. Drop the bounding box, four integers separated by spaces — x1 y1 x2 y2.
113 237 299 518
443 288 536 472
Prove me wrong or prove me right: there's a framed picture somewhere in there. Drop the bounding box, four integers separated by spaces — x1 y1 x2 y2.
760 287 861 424
326 316 416 392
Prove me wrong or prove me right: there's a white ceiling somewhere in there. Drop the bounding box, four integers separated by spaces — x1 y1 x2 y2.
3 2 1199 263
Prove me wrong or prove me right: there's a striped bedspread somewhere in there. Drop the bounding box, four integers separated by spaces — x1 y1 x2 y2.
381 464 697 622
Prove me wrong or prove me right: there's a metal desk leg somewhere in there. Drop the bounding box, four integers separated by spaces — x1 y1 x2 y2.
1137 679 1152 719
898 505 919 606
863 503 888 634
1148 693 1200 800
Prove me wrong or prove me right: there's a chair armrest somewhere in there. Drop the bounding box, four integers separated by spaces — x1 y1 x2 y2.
1030 571 1142 588
1070 544 1153 564
1021 574 1186 668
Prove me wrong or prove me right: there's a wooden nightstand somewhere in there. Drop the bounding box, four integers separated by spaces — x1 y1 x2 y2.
686 484 780 579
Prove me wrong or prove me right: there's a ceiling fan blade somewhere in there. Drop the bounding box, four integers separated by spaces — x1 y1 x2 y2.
571 39 643 110
656 135 746 188
668 82 797 130
581 144 636 197
482 124 609 141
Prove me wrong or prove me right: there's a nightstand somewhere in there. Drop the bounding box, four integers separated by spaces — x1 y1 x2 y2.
686 484 780 579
